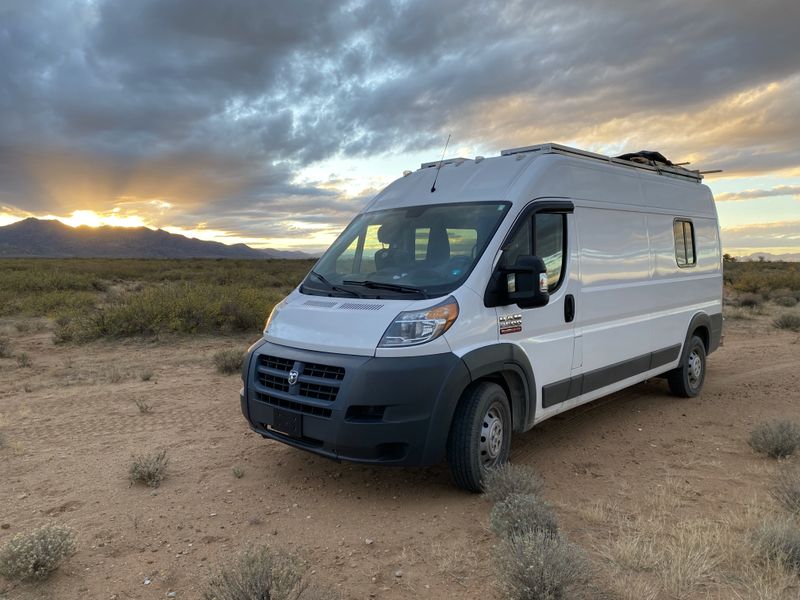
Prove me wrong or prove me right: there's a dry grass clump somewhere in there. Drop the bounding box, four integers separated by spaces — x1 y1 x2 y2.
214 349 245 375
135 398 152 414
139 368 154 381
751 519 800 573
749 420 800 458
0 524 76 581
775 296 798 308
738 292 763 308
16 352 32 368
0 335 12 358
129 449 168 488
490 493 559 539
772 469 800 515
232 467 245 479
482 463 545 503
202 544 333 600
496 529 589 600
773 313 800 332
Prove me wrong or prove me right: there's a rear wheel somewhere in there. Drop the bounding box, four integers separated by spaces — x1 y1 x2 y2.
667 335 706 397
447 382 511 492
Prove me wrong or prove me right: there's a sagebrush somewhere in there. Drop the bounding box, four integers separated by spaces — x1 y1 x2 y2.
773 314 800 332
482 463 545 503
490 493 559 539
749 420 800 458
129 449 168 488
496 529 588 600
0 258 313 341
0 524 75 581
772 469 800 514
752 519 800 573
215 349 245 375
203 544 335 600
0 335 12 358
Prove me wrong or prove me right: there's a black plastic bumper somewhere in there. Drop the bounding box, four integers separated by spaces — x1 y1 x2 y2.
241 340 470 466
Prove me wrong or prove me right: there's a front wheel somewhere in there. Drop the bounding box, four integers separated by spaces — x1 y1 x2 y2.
667 335 707 397
447 381 512 492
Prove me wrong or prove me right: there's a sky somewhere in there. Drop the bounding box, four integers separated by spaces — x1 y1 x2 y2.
0 0 798 256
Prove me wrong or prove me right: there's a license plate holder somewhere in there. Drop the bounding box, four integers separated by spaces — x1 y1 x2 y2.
273 408 302 438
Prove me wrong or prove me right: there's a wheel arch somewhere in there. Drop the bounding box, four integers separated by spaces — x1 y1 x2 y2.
460 344 536 432
684 312 711 358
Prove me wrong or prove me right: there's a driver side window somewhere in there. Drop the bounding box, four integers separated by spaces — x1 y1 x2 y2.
502 212 566 292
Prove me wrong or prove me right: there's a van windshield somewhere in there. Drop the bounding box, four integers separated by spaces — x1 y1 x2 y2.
302 201 511 299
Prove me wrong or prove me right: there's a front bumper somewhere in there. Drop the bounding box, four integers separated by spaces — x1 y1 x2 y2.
241 340 470 465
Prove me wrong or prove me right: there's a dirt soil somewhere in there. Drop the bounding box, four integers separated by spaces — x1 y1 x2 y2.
1 315 799 600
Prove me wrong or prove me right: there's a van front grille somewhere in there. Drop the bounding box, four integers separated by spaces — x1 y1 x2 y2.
255 354 345 406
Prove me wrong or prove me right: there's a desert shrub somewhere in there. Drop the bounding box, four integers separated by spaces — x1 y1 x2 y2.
482 463 545 503
490 493 559 539
496 528 589 600
773 314 800 332
748 420 800 458
773 469 800 514
723 306 755 320
16 352 32 368
215 349 245 375
129 449 168 488
0 524 75 581
752 519 800 573
202 544 311 600
0 335 12 358
140 369 154 381
737 293 762 308
135 399 152 414
775 296 798 307
233 467 244 479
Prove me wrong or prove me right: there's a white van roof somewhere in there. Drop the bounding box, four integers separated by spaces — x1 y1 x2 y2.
365 142 716 217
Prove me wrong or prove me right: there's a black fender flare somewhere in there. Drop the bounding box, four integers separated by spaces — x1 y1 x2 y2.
681 312 711 364
460 343 536 432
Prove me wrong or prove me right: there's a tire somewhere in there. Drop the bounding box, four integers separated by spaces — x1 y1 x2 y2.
447 381 512 492
667 335 707 398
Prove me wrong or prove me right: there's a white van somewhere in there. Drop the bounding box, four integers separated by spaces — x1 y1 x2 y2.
240 143 723 491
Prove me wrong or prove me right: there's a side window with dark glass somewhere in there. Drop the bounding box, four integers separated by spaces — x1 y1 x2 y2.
533 213 566 291
501 218 531 268
674 218 696 267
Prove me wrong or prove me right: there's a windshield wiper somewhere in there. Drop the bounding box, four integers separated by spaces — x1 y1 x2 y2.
306 271 362 298
342 279 428 298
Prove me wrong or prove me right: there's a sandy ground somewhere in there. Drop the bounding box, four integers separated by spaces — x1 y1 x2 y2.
1 312 799 599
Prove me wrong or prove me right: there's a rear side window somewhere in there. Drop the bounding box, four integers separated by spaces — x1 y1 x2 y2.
673 219 696 267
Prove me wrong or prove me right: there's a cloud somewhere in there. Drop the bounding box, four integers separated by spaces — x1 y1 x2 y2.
716 185 800 202
1 0 799 248
721 220 800 250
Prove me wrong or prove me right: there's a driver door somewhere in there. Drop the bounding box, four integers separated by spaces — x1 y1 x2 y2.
495 202 579 421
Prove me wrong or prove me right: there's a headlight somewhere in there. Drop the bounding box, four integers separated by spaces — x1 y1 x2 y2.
264 298 287 334
378 296 459 347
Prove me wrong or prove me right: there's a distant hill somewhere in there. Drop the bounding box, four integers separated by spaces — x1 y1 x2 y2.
0 218 311 259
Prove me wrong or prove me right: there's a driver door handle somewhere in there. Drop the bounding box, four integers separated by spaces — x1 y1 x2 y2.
564 294 575 323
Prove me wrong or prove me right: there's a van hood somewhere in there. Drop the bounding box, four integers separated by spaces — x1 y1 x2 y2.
264 293 417 356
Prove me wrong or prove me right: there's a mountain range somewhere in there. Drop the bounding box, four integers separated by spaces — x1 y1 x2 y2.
0 218 311 259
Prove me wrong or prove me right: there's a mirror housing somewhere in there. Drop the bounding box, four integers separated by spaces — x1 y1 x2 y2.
503 255 550 308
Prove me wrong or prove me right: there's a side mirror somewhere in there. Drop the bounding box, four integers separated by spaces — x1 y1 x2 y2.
503 255 550 308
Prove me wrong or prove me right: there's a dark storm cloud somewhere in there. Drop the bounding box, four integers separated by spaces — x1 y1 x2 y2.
1 0 799 242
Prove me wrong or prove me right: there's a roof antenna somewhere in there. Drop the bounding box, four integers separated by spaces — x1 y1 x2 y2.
430 134 451 193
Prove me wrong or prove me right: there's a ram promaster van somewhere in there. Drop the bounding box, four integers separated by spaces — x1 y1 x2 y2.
240 143 723 491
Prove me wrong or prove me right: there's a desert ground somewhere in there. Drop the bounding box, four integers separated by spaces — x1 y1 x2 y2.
2 264 800 599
